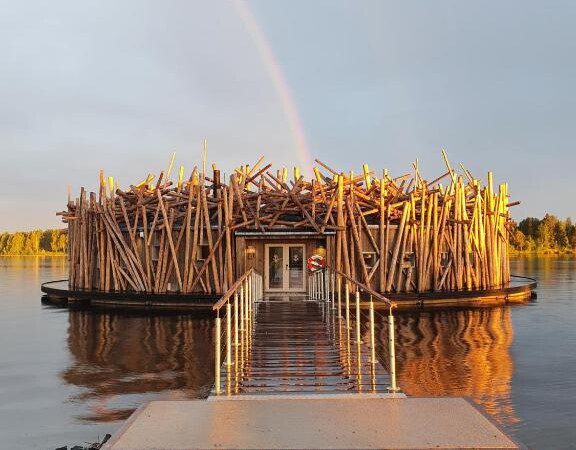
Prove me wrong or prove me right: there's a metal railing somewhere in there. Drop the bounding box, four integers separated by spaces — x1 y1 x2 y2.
307 266 400 393
212 268 263 395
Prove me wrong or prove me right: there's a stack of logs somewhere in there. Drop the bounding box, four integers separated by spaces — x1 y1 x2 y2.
60 150 517 295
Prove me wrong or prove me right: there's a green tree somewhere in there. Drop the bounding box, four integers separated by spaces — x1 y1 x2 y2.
512 229 527 251
40 230 53 252
554 221 569 248
52 230 68 252
537 214 558 250
8 232 25 255
0 233 8 254
518 217 540 240
565 218 576 249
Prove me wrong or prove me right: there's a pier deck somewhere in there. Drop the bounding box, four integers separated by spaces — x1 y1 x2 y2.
105 293 520 449
219 295 389 394
105 395 517 449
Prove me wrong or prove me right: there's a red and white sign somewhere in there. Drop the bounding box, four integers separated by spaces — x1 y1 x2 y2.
307 254 326 272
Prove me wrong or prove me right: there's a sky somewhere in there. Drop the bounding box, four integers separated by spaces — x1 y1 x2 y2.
1 0 575 231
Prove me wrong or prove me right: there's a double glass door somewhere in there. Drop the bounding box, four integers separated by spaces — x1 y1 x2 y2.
265 244 305 292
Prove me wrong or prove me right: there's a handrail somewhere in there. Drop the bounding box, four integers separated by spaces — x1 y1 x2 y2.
327 265 396 309
212 268 263 395
510 274 538 283
41 279 69 286
308 265 400 393
212 268 255 312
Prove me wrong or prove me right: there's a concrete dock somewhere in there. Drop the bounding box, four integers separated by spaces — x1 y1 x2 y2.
104 394 518 449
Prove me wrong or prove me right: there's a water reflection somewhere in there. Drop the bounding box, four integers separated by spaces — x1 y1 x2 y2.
61 311 214 422
1 255 573 449
376 307 519 427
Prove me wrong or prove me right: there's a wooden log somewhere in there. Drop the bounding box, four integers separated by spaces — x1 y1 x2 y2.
386 201 410 292
201 188 220 293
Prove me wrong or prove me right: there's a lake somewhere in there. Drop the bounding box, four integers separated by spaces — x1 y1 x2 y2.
0 256 574 449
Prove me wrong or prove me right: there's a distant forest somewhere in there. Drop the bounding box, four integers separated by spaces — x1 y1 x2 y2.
510 215 576 253
0 229 67 255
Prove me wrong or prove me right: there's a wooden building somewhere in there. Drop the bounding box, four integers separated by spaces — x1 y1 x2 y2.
59 151 516 297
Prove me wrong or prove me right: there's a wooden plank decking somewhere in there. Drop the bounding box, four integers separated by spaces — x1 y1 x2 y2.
218 295 389 394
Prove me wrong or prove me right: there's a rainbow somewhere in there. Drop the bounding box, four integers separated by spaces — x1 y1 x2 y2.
233 0 314 174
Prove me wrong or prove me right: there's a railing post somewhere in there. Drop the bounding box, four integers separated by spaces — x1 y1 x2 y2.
345 283 350 330
312 272 316 299
337 276 342 317
215 314 221 395
246 276 250 312
331 270 335 307
369 297 376 364
313 272 317 299
234 292 239 347
226 303 232 367
388 309 399 392
239 283 245 331
247 274 252 316
311 274 313 298
244 279 249 322
355 289 362 344
246 278 252 347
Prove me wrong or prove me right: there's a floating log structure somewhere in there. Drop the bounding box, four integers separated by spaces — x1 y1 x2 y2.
59 150 516 295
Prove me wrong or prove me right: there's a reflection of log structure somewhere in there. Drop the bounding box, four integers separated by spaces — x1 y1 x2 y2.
381 308 518 426
59 151 515 294
61 311 213 422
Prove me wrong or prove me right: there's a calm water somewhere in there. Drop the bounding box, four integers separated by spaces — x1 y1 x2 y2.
0 256 575 449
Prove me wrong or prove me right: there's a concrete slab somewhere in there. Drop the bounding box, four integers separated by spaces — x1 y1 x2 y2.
105 395 519 449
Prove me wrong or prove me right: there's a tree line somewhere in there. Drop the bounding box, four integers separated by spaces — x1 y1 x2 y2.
511 214 576 253
0 229 67 255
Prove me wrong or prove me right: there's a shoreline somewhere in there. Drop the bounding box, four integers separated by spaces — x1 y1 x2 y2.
0 253 67 257
510 250 576 256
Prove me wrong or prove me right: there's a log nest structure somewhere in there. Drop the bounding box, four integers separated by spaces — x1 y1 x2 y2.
59 151 517 297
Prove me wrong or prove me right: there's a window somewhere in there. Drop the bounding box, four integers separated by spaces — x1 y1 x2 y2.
197 244 210 261
403 252 415 268
440 252 449 268
362 252 377 269
151 233 160 262
468 252 476 268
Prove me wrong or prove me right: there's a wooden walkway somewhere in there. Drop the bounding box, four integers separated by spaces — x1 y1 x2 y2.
105 292 521 449
218 295 390 395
